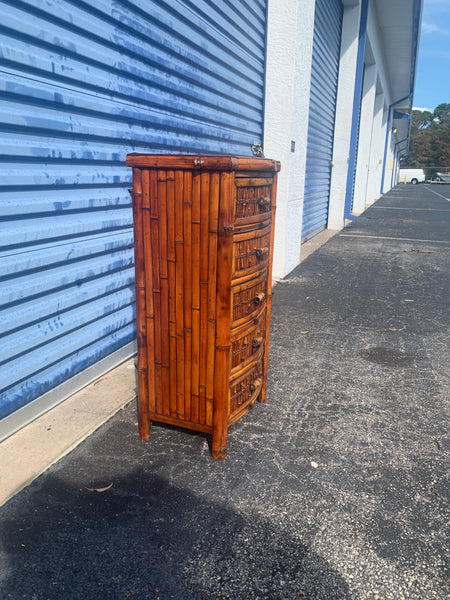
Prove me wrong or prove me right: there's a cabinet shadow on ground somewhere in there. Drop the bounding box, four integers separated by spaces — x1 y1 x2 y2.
1 470 351 599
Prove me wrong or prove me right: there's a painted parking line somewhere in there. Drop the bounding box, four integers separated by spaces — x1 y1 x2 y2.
338 234 450 244
423 185 450 201
370 206 450 211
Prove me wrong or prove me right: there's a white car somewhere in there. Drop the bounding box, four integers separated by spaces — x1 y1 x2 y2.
398 168 425 184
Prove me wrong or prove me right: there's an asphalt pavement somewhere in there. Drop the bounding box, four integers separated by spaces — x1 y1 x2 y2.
1 184 449 599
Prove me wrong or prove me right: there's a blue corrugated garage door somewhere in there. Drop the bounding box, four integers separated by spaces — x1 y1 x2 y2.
302 0 343 241
0 0 267 438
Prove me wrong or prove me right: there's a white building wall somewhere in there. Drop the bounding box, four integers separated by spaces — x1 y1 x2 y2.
365 91 387 205
327 2 361 230
364 1 397 198
379 106 390 192
264 0 316 278
352 63 377 214
284 1 318 273
265 0 414 277
382 131 396 193
329 0 402 225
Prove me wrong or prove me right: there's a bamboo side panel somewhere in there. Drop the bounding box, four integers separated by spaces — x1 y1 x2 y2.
137 167 215 429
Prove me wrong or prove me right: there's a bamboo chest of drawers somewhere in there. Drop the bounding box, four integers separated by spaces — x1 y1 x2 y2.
126 154 280 458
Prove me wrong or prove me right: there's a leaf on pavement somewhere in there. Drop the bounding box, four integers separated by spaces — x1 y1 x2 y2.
86 483 113 493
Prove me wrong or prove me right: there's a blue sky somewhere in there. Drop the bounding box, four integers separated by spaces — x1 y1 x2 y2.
413 0 450 112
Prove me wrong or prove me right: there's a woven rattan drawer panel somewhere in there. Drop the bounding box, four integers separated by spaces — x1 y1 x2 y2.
234 177 273 227
232 223 272 280
230 306 266 373
229 358 264 419
127 153 280 459
231 269 268 328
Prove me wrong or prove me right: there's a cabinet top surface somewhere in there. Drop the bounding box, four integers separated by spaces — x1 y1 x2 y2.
125 153 281 173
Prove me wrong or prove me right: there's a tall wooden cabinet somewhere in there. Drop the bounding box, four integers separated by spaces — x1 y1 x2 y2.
126 154 280 458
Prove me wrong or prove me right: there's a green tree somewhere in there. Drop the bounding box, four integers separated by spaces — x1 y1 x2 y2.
401 103 450 171
433 103 450 124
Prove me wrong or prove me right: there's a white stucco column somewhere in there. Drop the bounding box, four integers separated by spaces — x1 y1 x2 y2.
365 90 385 205
264 0 316 278
352 62 377 214
381 127 395 194
327 2 361 230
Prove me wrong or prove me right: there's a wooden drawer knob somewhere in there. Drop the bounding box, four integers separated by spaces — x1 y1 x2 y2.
253 292 265 305
252 337 263 348
255 246 269 259
249 378 263 393
258 196 271 208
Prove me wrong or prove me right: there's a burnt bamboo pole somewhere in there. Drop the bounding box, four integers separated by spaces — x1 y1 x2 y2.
149 169 163 416
127 153 279 174
174 169 185 419
166 170 177 418
157 170 170 416
261 172 278 403
130 167 150 440
142 169 156 418
206 172 220 427
190 172 201 423
199 172 210 424
212 171 234 458
183 170 193 421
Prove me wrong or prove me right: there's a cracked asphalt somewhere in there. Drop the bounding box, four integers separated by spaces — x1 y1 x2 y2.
1 184 449 599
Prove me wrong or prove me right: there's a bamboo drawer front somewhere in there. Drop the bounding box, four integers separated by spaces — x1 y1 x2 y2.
126 154 280 458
